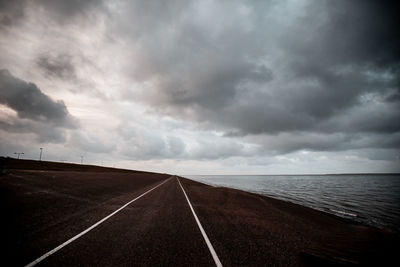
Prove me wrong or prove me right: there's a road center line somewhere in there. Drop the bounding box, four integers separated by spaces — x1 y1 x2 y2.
177 177 223 267
25 177 172 267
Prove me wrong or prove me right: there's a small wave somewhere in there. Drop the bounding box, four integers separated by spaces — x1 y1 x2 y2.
330 209 357 217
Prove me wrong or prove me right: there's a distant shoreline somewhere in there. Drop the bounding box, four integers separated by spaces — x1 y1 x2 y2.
183 173 400 176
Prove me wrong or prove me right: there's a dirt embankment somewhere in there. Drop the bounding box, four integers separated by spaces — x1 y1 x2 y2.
0 156 158 174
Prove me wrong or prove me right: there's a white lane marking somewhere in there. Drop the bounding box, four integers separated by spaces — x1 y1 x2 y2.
25 177 172 267
177 177 223 267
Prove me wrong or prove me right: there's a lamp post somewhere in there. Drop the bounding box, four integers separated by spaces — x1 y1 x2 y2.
14 152 24 159
39 148 43 161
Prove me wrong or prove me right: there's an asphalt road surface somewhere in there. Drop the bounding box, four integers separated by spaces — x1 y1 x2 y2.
1 170 398 266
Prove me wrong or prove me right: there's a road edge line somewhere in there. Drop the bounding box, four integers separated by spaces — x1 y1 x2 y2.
177 177 223 267
25 177 172 267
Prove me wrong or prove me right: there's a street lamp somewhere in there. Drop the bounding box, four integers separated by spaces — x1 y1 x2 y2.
14 152 24 159
39 148 43 161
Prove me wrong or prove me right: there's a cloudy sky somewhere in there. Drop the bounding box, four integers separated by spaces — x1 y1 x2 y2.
0 0 399 174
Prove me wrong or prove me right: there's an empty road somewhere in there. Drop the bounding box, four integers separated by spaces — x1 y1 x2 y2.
1 169 398 266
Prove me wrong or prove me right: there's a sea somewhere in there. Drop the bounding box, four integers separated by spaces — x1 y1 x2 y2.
185 174 400 233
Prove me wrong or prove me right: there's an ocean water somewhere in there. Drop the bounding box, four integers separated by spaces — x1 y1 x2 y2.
185 174 400 233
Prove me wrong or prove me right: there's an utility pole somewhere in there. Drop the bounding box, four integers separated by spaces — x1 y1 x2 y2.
80 155 84 164
39 148 43 161
14 152 24 159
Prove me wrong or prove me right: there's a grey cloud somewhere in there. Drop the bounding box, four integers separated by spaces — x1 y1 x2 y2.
113 0 399 156
253 132 351 155
36 53 77 80
0 0 25 26
2 0 399 165
70 132 115 154
36 0 104 19
0 69 78 144
166 136 185 156
116 122 251 161
385 90 400 103
115 1 275 109
159 62 273 110
223 67 399 136
112 0 191 41
189 140 248 161
0 69 77 127
0 0 104 28
281 0 400 69
117 124 186 160
0 119 68 143
276 0 400 130
248 131 400 157
319 98 400 134
357 148 400 162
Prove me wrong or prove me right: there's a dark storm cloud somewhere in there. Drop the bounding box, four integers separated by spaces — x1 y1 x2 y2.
115 0 399 154
0 0 104 27
1 0 399 164
0 119 68 143
0 69 77 128
36 53 77 80
36 0 104 19
221 67 400 135
0 0 25 26
283 0 400 68
249 131 400 156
